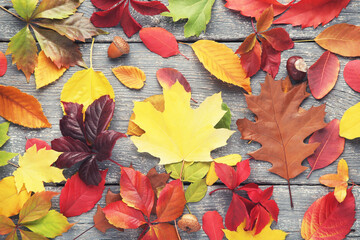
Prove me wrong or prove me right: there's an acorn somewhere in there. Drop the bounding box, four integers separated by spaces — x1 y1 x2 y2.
108 36 130 58
177 214 201 233
286 56 307 82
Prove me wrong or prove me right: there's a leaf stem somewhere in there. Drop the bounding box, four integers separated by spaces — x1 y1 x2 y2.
179 160 185 181
73 225 94 240
174 220 182 240
185 203 192 214
7 161 19 168
251 18 257 34
293 39 314 43
306 169 314 179
0 5 23 21
287 179 294 208
179 51 189 60
209 187 231 196
108 158 124 168
90 38 95 69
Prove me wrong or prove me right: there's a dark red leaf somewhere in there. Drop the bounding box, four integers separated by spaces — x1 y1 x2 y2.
131 0 168 15
25 138 51 150
91 0 119 10
214 162 237 190
235 159 251 186
139 27 181 58
343 60 360 92
240 40 262 77
236 33 256 55
79 156 101 186
202 211 224 240
60 102 86 143
156 68 191 92
90 4 123 28
307 119 345 177
247 205 271 234
225 193 249 231
94 130 126 161
261 28 294 51
0 51 7 77
260 38 281 78
60 170 107 217
119 1 142 38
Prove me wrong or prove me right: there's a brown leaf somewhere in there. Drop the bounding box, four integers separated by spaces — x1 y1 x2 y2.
280 76 293 93
105 189 122 205
146 168 170 214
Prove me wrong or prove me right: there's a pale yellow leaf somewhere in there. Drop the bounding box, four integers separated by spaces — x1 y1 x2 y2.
112 66 146 89
192 40 251 93
206 154 242 185
35 51 67 89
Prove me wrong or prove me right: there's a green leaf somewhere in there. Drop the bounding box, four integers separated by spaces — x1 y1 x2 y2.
162 0 215 37
32 0 84 19
215 103 231 129
185 179 207 203
31 26 85 69
165 162 210 182
35 13 107 42
6 25 38 81
0 122 10 147
23 210 73 238
0 151 18 167
12 0 38 21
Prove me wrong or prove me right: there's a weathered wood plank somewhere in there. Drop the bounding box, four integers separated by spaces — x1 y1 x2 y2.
1 41 359 187
0 0 359 42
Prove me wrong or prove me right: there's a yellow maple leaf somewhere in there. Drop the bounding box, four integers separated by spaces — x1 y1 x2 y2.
131 82 234 165
206 154 242 186
0 176 31 217
13 145 65 193
319 159 349 203
223 220 287 240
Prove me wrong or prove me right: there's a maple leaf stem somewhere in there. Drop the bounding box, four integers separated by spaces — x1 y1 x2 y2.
72 225 94 240
7 161 19 168
108 158 124 168
174 220 182 240
90 38 95 69
0 5 23 21
287 179 294 208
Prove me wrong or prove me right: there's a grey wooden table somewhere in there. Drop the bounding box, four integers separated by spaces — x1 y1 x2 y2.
1 0 360 239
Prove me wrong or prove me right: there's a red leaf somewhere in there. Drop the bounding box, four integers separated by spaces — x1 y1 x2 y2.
240 40 262 77
156 68 191 92
236 159 251 186
91 0 119 10
274 0 351 28
236 33 256 55
131 0 169 15
120 167 154 218
260 38 281 78
119 1 142 38
214 162 238 190
25 138 51 150
60 170 107 217
139 27 181 58
248 205 271 234
103 200 147 229
225 0 292 19
261 28 294 51
225 194 250 231
307 119 345 177
308 51 340 99
0 51 7 77
301 189 355 239
155 179 186 223
90 4 123 28
202 211 224 240
256 6 274 33
146 168 170 214
142 223 177 240
344 60 360 92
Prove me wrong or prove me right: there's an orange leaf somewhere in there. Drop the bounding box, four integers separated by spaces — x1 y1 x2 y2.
308 51 339 99
236 34 256 55
315 23 360 57
319 159 349 203
112 66 146 89
143 223 178 240
256 6 274 33
0 85 51 128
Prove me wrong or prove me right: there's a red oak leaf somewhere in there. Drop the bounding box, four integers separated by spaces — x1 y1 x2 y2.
91 0 168 37
274 0 351 29
25 138 51 150
202 211 225 240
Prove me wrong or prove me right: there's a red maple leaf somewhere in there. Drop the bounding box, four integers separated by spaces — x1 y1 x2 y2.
90 0 168 37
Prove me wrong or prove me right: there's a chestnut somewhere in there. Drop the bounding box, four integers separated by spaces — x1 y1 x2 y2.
286 56 307 82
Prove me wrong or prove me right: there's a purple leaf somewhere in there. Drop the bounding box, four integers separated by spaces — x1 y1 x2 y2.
85 95 115 145
94 130 126 161
79 156 102 186
60 102 86 143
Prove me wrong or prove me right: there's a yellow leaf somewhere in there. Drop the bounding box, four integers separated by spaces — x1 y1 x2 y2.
127 94 164 136
112 66 146 89
206 154 242 185
13 145 65 193
223 220 287 240
35 51 67 89
319 159 349 203
339 102 360 139
192 40 251 93
61 68 115 112
0 176 31 217
131 82 234 165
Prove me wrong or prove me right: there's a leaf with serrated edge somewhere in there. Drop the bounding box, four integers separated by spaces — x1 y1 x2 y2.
32 0 83 19
0 215 16 235
185 179 207 203
112 66 146 89
12 0 38 21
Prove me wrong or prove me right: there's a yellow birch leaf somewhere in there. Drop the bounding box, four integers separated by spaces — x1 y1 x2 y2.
35 51 67 89
112 66 146 89
0 176 31 217
339 102 360 139
192 40 251 93
61 68 115 112
13 145 65 193
131 81 234 165
206 154 242 185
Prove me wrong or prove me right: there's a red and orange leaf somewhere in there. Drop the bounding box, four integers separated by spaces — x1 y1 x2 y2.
308 51 340 99
19 229 47 240
344 60 360 92
142 223 178 240
155 179 186 223
202 211 224 240
0 51 7 77
146 168 170 214
274 0 351 28
236 34 256 55
105 189 122 205
301 189 355 239
156 68 191 92
0 215 15 235
112 66 146 90
25 138 51 151
256 6 273 33
261 28 294 52
240 40 262 78
307 119 345 178
0 85 51 128
139 27 181 58
260 38 281 78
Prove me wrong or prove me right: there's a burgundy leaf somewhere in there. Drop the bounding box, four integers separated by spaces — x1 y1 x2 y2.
240 40 262 77
94 130 126 161
131 0 168 15
60 102 86 143
79 156 102 186
260 37 281 78
214 162 237 190
261 28 294 51
156 68 191 92
90 4 123 28
119 1 142 38
225 193 250 231
202 211 224 240
91 0 119 10
247 205 271 234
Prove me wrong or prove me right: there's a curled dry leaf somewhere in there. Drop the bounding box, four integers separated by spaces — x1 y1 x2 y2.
344 60 360 92
112 66 146 89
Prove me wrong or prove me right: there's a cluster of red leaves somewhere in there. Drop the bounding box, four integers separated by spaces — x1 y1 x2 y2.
204 159 279 238
90 0 168 37
237 6 293 78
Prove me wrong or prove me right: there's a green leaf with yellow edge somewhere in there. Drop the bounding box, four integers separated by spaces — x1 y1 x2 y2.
13 145 65 193
24 210 74 238
12 0 38 21
131 81 234 165
215 103 231 129
185 179 207 203
165 162 210 182
6 26 38 81
206 154 242 186
223 220 287 240
340 102 360 139
32 0 83 19
0 176 31 217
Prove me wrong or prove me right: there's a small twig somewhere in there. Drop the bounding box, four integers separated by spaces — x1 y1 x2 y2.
73 225 94 240
90 38 95 69
293 39 315 43
108 158 124 168
349 180 360 188
174 220 182 240
0 5 23 21
185 204 192 214
190 97 198 103
8 162 19 168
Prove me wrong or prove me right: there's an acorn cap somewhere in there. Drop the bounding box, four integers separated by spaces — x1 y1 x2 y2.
177 214 201 233
108 36 130 58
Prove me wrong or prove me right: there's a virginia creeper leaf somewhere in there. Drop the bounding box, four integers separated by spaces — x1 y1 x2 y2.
146 168 170 214
165 162 210 182
256 5 273 33
32 0 83 19
60 102 86 142
339 102 360 139
236 33 256 55
12 0 38 21
225 194 250 231
0 215 16 235
202 211 224 240
261 28 294 52
259 37 281 78
206 154 242 186
19 230 47 240
0 51 7 77
142 223 178 240
240 40 262 78
112 66 146 90
344 60 360 92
